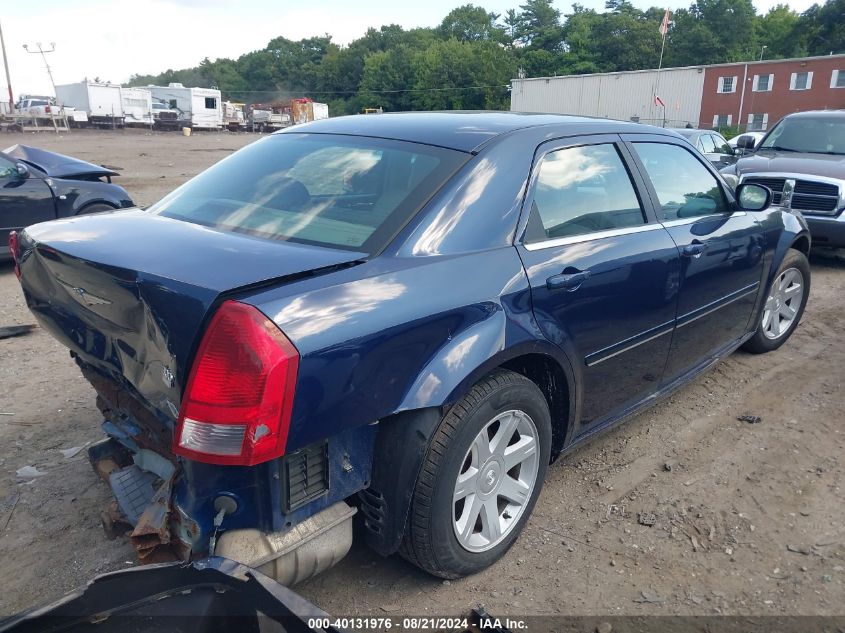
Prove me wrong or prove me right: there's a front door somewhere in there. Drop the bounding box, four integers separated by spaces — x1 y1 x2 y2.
0 155 55 256
626 137 764 383
517 136 680 432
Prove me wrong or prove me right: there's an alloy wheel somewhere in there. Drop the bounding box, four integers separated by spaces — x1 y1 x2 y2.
452 409 540 553
762 267 804 340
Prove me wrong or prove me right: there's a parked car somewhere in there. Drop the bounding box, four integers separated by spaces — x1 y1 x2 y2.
15 98 53 118
722 110 845 248
728 131 766 150
1 145 133 259
670 128 738 168
11 113 810 582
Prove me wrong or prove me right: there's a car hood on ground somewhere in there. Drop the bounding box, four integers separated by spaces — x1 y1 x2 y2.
734 150 845 180
4 144 118 179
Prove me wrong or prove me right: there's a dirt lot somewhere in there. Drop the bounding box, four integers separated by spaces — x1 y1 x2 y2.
1 129 843 618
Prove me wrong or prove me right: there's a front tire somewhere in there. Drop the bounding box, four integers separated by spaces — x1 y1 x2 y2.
743 248 810 354
400 370 552 578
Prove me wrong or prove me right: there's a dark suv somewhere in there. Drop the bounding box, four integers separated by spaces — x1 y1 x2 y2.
723 110 845 248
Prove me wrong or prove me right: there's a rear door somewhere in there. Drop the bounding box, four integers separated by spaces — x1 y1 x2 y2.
624 135 764 383
517 135 681 432
0 154 55 256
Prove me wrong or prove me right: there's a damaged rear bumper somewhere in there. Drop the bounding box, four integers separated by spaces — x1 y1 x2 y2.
80 360 376 581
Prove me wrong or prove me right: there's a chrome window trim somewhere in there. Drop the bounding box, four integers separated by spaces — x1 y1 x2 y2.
522 222 662 251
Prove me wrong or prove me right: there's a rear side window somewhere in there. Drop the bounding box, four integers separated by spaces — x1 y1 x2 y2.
633 143 730 221
525 143 645 243
149 134 467 253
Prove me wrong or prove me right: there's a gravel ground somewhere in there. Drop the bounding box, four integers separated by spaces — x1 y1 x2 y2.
0 129 843 618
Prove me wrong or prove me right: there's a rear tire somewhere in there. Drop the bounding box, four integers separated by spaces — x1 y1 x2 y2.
743 248 810 354
400 370 552 578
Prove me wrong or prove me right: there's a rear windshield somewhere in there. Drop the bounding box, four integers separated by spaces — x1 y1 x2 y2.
148 133 468 253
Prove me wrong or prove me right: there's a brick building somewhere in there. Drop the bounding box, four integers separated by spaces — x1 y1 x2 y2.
700 54 845 131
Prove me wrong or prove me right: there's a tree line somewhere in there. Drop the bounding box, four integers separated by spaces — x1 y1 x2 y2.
127 0 845 115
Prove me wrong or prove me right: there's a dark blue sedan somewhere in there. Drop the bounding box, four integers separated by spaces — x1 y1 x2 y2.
12 113 810 581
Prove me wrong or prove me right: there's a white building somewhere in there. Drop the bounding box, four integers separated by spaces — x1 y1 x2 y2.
510 66 706 128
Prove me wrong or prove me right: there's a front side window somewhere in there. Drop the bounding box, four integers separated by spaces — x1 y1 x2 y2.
711 134 733 155
633 143 730 221
524 143 645 243
698 134 716 153
148 134 467 253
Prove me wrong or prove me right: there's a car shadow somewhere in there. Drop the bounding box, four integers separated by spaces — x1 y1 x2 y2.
809 247 845 270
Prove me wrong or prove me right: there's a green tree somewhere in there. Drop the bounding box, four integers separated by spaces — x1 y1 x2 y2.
802 0 845 55
515 0 566 52
438 4 507 43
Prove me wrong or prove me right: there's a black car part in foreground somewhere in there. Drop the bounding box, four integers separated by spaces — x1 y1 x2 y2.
0 557 338 633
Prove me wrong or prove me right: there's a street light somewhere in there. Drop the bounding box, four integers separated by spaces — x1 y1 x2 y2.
23 41 57 96
759 45 768 61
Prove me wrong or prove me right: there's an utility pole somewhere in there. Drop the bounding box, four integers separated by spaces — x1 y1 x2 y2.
0 19 13 111
23 41 57 96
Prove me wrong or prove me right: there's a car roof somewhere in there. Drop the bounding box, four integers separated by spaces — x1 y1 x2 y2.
783 110 845 120
279 111 676 153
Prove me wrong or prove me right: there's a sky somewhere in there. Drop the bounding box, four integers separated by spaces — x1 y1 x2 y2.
2 0 821 99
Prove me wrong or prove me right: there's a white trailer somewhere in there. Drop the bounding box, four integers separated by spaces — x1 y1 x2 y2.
148 83 223 129
121 87 153 126
55 81 124 127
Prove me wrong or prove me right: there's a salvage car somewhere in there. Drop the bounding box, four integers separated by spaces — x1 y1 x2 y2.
11 113 811 581
670 127 738 168
722 110 845 249
1 145 133 259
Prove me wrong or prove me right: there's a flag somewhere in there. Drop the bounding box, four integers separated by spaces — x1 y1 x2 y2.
654 95 665 107
659 9 670 36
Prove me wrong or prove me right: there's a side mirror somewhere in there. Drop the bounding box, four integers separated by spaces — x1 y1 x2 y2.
15 162 30 179
736 183 771 211
737 135 756 150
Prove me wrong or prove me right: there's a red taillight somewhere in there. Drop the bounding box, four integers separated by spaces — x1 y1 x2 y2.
8 231 21 280
173 300 299 466
45 105 51 113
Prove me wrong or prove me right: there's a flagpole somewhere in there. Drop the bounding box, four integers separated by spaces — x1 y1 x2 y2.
654 8 669 126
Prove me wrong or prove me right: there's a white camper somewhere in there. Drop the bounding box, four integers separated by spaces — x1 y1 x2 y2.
148 83 223 129
55 82 124 126
121 87 153 126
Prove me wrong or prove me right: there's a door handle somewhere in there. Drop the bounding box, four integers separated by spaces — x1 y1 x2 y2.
546 270 591 291
682 241 707 258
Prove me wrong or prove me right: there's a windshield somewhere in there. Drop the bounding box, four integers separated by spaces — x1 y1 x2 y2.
759 116 845 155
149 134 468 253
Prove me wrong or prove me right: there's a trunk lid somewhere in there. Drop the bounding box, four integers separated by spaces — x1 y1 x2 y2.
18 209 363 421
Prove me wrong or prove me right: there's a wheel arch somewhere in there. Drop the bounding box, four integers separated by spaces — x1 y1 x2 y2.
362 345 577 557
